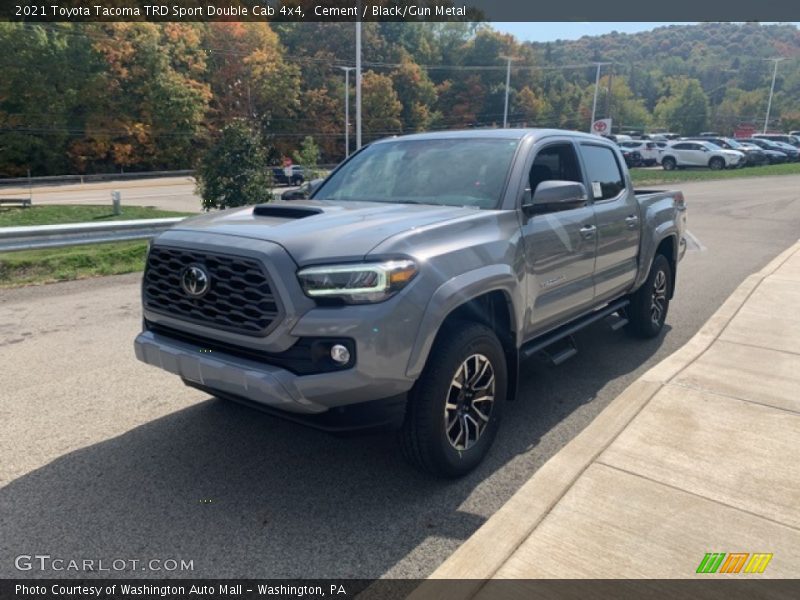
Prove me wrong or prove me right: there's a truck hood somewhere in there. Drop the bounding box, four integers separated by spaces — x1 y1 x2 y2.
170 200 481 264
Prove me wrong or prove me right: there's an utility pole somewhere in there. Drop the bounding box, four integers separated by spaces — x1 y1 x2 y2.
763 57 786 134
355 11 362 149
339 67 355 158
590 62 611 133
499 55 515 128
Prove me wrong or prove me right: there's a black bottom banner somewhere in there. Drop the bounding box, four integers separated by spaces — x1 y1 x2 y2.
2 579 799 600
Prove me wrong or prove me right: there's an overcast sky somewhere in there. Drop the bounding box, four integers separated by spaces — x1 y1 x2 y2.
491 22 800 42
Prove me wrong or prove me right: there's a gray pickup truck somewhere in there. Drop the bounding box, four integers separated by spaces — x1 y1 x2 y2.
135 129 687 477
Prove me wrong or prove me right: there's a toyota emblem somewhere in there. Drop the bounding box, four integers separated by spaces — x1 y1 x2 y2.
181 264 210 297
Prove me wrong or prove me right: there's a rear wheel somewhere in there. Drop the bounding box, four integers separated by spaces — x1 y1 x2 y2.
625 254 672 339
709 156 725 170
400 322 507 478
662 156 676 171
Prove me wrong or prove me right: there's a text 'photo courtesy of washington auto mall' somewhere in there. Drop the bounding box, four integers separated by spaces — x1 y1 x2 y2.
1 1 799 598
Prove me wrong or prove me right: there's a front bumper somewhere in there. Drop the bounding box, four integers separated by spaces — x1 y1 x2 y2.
134 328 415 416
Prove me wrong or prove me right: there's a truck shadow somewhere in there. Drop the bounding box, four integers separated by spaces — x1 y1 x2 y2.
0 321 669 579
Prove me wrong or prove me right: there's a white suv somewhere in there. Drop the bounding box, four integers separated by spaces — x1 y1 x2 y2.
660 141 745 171
618 140 663 166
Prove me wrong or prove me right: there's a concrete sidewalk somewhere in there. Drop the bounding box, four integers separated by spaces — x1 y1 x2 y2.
422 240 800 589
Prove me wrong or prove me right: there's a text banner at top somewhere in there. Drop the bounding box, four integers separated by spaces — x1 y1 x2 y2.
3 1 800 22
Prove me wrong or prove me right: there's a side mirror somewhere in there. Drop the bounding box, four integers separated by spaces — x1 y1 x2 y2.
523 180 587 213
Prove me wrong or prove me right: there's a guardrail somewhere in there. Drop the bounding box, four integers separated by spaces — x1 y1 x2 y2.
0 166 338 188
0 170 196 188
0 218 185 252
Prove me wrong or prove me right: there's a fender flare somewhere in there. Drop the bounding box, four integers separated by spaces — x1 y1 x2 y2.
634 227 678 292
405 264 521 379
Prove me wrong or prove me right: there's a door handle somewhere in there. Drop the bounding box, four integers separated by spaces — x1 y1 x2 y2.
580 225 596 240
625 215 639 229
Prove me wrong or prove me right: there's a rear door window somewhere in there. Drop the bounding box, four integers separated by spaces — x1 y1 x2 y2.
578 144 625 201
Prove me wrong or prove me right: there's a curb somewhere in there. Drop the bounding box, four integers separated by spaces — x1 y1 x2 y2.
414 239 800 594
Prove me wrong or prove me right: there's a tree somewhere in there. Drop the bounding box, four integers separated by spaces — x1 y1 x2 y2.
580 76 651 131
361 71 403 140
711 88 767 133
292 136 321 179
78 23 210 171
0 23 103 176
391 56 438 132
654 77 709 135
195 120 272 211
512 86 550 126
203 23 300 134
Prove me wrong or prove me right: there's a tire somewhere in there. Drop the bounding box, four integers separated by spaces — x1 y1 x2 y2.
709 156 725 170
400 322 507 478
662 156 676 171
625 254 672 339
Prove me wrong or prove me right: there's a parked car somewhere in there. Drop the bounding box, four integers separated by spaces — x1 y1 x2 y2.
660 141 745 170
271 166 306 186
618 140 663 166
288 165 306 186
733 139 789 164
600 134 633 143
687 137 766 166
767 140 800 161
753 133 800 148
271 167 290 186
620 148 644 168
651 132 681 140
134 129 687 477
280 178 323 200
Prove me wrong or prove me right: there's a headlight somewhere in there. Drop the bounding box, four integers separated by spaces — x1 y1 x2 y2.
297 259 418 304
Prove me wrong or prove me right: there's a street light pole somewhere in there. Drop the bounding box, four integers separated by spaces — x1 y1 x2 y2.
339 67 355 158
763 57 786 134
590 62 611 133
499 55 514 128
355 15 362 149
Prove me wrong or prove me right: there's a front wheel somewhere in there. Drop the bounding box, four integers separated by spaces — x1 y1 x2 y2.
400 322 507 478
709 156 725 170
625 254 672 339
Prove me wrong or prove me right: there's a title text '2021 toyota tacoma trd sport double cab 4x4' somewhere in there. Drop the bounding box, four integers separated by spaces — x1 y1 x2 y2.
135 129 687 477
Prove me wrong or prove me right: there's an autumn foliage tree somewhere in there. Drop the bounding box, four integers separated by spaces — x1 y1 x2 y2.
1 22 799 176
74 23 210 172
361 71 403 141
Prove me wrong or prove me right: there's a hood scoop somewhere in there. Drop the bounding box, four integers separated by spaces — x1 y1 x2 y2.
252 204 323 219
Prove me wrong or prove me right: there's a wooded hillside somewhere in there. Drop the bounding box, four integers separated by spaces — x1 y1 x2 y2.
1 22 797 176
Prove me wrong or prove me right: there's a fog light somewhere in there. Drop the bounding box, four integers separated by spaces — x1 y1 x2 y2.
330 344 351 365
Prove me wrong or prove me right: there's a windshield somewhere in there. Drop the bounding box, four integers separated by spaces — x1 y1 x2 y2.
722 139 743 149
314 138 520 209
702 142 722 150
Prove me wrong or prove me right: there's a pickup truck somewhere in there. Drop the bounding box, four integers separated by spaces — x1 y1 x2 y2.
134 129 687 478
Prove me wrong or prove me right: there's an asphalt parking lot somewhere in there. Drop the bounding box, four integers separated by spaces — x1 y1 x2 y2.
1 174 799 579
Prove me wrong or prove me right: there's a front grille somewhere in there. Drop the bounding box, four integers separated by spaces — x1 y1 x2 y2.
144 246 280 336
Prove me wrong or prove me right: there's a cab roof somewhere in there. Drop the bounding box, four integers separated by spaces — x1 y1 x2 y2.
371 128 606 144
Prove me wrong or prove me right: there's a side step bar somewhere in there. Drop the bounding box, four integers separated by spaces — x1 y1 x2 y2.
520 298 630 362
